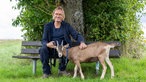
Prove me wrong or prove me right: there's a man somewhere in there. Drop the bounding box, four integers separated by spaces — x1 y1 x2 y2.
39 6 87 78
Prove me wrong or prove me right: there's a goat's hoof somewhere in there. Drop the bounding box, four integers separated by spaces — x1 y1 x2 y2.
81 75 85 80
100 77 104 80
72 76 76 79
81 78 84 80
111 76 114 79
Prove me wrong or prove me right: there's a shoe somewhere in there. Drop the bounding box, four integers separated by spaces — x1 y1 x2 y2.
58 70 70 76
42 74 51 79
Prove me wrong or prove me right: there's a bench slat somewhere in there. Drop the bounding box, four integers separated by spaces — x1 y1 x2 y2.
12 56 40 59
22 41 42 46
21 49 39 54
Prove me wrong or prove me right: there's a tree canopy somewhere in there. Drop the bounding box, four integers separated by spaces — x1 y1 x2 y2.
83 0 145 58
83 0 145 41
12 0 55 40
11 0 146 58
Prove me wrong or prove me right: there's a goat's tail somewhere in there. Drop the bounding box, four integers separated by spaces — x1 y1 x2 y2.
109 42 121 48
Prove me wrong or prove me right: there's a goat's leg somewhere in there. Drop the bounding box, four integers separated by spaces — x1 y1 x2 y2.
105 57 114 79
99 57 107 80
78 63 84 80
75 61 84 80
73 65 78 78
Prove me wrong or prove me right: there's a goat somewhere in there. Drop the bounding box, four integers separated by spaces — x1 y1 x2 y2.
55 41 120 80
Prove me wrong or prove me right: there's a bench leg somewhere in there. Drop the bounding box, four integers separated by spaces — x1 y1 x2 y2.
32 59 37 75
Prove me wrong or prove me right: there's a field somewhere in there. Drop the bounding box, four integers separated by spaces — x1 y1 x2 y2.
0 40 146 82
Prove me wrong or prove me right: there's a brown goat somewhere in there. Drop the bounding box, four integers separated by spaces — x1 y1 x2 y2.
55 41 120 80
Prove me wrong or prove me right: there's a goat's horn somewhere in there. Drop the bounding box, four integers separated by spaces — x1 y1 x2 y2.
61 40 63 46
57 41 59 46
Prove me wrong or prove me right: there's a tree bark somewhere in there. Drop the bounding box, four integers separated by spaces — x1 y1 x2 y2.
62 0 84 35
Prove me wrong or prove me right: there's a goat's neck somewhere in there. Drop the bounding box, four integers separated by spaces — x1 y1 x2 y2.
62 48 67 57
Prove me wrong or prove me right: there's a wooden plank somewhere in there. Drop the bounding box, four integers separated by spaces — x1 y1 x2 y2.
12 56 40 59
22 41 42 46
21 49 39 54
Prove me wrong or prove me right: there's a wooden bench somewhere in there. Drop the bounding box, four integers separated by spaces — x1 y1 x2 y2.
12 41 121 75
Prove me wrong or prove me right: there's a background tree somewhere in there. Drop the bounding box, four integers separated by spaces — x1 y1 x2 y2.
12 0 146 58
12 0 55 40
83 0 146 58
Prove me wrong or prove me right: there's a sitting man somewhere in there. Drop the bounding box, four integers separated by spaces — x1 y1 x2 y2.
39 6 87 78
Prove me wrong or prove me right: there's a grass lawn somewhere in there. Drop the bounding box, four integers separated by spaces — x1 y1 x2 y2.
0 40 146 82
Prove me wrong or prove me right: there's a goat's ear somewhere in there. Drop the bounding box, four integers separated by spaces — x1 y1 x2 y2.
64 44 69 48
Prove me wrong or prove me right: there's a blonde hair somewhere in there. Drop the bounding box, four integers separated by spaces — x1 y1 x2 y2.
52 6 65 20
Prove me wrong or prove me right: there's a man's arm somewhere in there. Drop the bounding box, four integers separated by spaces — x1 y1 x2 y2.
67 24 85 42
42 24 49 46
67 23 87 49
42 23 57 48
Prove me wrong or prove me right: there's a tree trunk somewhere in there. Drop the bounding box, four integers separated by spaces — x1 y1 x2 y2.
62 0 84 35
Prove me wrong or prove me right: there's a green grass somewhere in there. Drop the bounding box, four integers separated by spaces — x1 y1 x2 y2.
0 40 146 82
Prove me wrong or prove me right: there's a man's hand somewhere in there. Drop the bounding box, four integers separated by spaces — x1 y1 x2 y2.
79 42 87 49
46 41 56 48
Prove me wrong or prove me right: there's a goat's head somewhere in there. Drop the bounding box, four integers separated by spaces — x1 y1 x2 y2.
55 41 69 57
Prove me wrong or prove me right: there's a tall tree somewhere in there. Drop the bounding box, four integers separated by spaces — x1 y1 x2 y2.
61 0 84 35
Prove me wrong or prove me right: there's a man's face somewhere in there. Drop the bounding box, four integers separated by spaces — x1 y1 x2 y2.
53 9 64 22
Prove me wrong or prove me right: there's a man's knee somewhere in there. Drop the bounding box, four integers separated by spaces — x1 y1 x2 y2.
39 46 50 60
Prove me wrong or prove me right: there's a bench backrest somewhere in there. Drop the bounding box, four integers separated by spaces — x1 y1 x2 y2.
21 41 121 58
21 41 42 54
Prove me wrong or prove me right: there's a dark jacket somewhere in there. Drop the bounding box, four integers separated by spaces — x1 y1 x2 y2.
42 21 85 47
